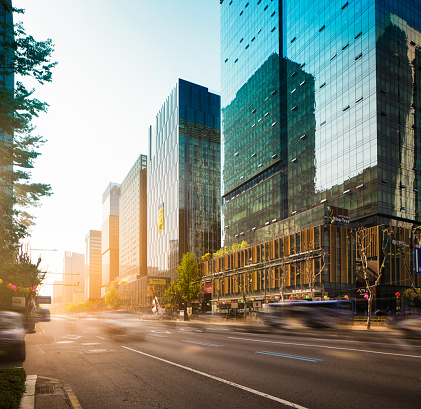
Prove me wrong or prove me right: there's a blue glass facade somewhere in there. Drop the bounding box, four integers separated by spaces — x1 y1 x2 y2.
148 79 221 280
221 0 421 246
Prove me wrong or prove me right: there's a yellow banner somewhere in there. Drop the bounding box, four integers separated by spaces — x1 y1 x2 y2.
158 203 164 233
149 278 166 285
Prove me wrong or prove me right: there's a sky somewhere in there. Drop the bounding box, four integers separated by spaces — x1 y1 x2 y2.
13 0 221 294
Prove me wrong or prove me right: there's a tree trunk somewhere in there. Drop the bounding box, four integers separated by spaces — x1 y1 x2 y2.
366 291 372 329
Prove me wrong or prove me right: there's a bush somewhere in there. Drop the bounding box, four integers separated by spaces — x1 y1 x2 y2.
0 368 26 409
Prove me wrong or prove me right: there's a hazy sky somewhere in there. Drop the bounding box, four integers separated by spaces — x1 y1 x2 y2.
14 0 220 293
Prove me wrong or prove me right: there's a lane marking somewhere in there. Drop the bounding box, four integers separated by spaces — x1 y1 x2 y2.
182 340 223 347
150 334 168 338
96 336 106 340
256 351 322 362
56 341 73 344
62 335 81 340
122 346 308 409
81 343 100 346
229 337 421 359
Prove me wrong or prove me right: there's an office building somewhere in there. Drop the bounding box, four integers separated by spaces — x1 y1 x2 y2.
85 230 102 300
101 183 120 297
147 79 221 282
118 154 147 305
63 252 85 305
211 0 421 307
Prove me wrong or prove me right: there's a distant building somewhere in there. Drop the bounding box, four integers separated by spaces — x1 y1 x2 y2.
52 280 64 307
147 79 221 284
118 154 147 305
85 230 102 300
101 183 120 297
63 252 84 305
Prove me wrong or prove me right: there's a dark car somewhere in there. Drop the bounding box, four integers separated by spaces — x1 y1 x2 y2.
0 311 26 361
36 308 51 322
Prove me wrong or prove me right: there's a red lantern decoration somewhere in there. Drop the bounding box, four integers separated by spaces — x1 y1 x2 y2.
395 292 401 297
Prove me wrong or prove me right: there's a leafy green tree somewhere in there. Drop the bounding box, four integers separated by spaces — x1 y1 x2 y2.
163 280 182 307
0 1 56 301
403 288 421 308
176 252 201 315
105 287 120 310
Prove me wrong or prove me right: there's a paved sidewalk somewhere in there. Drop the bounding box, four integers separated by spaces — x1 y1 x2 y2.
20 375 81 409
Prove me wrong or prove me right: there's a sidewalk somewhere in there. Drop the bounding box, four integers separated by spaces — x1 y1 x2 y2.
20 375 81 409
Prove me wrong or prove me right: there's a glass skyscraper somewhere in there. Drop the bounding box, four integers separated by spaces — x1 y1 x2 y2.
221 0 421 245
101 182 120 296
147 79 221 281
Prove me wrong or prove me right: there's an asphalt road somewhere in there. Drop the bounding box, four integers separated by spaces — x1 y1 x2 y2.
21 316 421 409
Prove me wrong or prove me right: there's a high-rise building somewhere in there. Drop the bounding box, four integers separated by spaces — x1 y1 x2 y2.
101 183 120 297
221 0 421 242
118 154 147 304
147 79 221 281
211 0 421 304
63 252 85 305
85 230 102 300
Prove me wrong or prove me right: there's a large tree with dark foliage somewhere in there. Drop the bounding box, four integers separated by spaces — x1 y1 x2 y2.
0 0 56 309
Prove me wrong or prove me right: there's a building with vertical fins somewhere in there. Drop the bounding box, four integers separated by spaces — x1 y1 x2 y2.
101 183 120 297
118 154 147 305
85 230 102 300
204 0 421 310
147 79 221 286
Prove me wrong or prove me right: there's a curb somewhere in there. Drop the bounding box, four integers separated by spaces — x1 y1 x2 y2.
63 381 82 409
20 375 37 409
19 375 82 409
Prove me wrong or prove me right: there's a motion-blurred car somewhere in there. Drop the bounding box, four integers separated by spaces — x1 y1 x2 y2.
0 311 26 361
396 317 421 338
36 308 51 322
102 311 145 340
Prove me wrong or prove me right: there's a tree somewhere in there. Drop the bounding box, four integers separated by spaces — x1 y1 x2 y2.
354 226 391 329
163 280 182 307
105 287 120 310
176 252 201 317
0 1 56 303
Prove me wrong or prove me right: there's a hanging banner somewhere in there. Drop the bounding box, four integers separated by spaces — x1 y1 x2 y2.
204 282 212 294
415 247 421 274
158 203 164 233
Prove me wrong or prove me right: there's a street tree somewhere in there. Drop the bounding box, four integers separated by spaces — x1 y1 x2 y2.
163 280 182 308
0 1 56 303
176 252 201 316
354 226 391 329
105 288 119 310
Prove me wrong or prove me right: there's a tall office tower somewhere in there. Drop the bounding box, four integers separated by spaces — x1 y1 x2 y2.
63 252 85 305
147 79 221 281
221 0 421 242
101 183 120 297
118 154 147 303
85 230 102 300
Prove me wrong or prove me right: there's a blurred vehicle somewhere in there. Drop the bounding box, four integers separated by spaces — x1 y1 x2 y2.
396 317 421 338
36 308 51 322
262 300 354 329
201 311 226 322
0 311 26 361
102 311 145 340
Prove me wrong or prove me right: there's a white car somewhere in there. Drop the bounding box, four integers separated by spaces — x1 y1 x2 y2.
397 318 421 338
